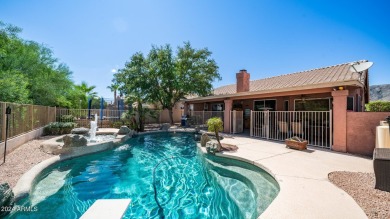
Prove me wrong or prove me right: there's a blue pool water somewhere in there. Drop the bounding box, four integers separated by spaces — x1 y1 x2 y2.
7 132 279 219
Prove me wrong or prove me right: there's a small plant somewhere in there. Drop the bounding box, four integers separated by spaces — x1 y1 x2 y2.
207 117 223 152
60 114 75 122
112 121 124 129
121 110 138 130
365 101 390 112
43 122 77 135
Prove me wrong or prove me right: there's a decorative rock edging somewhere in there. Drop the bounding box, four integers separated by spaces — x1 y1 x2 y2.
13 134 129 201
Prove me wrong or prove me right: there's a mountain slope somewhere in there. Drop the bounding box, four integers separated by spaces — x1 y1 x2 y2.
370 84 390 101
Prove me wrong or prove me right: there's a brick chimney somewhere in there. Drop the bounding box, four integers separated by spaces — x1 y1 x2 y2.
236 69 250 93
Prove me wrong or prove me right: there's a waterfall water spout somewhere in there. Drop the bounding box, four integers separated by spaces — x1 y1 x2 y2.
89 114 98 142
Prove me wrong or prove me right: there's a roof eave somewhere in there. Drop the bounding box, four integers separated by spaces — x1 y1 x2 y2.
184 80 363 102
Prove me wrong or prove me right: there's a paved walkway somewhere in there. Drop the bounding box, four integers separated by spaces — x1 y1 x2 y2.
217 135 373 219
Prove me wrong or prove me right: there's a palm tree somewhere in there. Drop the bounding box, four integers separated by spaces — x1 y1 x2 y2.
75 81 97 108
107 83 120 107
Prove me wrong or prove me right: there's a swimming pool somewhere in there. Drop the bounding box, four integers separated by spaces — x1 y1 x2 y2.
7 132 279 219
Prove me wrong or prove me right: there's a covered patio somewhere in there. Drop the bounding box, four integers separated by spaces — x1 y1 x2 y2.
184 61 371 152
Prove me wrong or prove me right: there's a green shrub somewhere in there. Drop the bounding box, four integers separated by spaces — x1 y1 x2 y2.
112 121 124 129
60 114 76 122
43 122 77 135
365 101 390 112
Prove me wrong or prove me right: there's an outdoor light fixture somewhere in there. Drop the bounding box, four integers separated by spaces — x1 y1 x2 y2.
2 106 11 164
300 95 307 103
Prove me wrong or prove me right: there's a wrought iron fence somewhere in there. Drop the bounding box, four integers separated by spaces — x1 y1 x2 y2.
56 108 124 128
56 108 184 128
0 103 185 142
250 110 332 148
189 111 224 126
0 102 56 142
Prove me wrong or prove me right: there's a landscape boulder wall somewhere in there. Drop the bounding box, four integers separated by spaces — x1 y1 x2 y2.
206 140 220 154
0 183 14 217
63 134 88 148
71 127 90 135
118 126 131 135
160 124 171 131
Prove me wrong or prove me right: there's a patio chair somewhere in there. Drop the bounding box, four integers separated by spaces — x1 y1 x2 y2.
278 121 290 139
373 148 390 192
290 121 305 139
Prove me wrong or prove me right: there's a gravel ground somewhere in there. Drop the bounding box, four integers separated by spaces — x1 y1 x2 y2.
329 171 390 219
0 136 55 188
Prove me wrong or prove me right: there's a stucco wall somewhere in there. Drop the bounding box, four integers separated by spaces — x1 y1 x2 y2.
346 112 390 156
159 109 183 123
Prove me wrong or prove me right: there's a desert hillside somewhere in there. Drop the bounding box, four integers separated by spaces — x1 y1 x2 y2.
370 84 390 101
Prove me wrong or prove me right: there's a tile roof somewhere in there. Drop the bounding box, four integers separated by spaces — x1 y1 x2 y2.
213 61 367 96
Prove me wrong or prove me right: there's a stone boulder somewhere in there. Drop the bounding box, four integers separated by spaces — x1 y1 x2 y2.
160 124 171 131
118 126 131 135
200 133 211 147
206 140 220 154
0 183 14 217
63 134 87 148
71 127 90 135
40 143 71 155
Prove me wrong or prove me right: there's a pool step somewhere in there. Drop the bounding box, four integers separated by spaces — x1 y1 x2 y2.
80 199 131 219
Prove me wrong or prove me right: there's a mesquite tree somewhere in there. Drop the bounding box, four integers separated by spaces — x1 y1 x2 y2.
115 42 220 125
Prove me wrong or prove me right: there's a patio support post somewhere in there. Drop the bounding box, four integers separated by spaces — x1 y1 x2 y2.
224 99 233 133
183 103 188 116
332 90 349 152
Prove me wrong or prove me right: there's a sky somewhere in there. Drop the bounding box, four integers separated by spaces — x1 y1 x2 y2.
1 0 389 99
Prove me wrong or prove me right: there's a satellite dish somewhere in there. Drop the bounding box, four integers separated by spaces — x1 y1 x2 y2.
349 61 373 73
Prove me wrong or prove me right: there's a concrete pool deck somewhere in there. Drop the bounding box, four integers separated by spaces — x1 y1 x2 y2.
216 135 373 219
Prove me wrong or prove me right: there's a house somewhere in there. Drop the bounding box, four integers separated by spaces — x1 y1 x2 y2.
183 60 372 152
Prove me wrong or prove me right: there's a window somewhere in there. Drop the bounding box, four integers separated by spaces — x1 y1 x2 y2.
347 96 354 111
211 103 224 111
254 100 276 111
295 98 330 111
